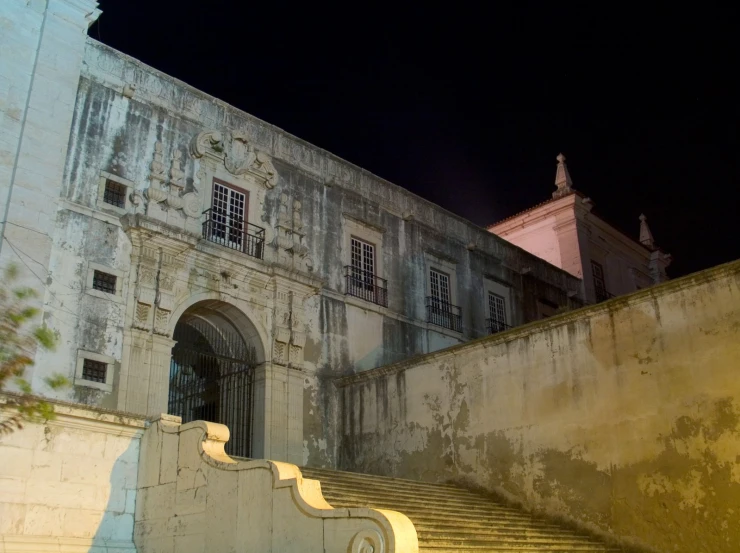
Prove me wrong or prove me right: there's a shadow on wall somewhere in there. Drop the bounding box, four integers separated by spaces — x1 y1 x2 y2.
89 439 138 553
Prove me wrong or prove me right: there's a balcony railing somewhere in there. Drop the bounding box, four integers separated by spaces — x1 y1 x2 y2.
426 297 462 333
344 266 388 307
595 287 615 303
486 318 511 335
202 208 265 260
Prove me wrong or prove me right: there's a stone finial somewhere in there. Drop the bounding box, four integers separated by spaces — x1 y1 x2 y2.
553 153 575 199
639 213 656 249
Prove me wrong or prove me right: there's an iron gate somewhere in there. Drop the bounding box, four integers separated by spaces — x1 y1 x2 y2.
168 318 257 457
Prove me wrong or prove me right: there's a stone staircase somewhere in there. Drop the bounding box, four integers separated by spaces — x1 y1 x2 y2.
300 466 623 553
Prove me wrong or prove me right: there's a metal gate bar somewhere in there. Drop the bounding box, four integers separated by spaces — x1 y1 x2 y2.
168 318 257 457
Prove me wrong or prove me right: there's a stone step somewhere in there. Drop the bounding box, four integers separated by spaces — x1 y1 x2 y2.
297 465 622 552
419 538 614 551
416 531 600 545
412 521 590 537
317 482 513 506
323 495 550 522
300 467 464 491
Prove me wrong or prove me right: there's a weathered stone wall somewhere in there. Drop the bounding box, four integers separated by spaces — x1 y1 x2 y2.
337 260 740 553
0 396 145 552
24 35 582 464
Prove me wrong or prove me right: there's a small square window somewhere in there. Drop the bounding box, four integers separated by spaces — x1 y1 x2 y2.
92 270 117 294
103 179 127 208
82 359 108 383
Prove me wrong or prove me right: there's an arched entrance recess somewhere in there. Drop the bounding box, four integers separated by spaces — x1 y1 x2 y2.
168 300 264 457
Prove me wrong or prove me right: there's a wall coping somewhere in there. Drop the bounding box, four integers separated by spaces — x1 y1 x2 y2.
1 392 148 437
334 257 740 388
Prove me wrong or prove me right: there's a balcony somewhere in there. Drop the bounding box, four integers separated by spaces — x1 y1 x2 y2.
486 318 511 335
594 287 615 303
426 297 462 333
202 208 265 260
344 266 388 307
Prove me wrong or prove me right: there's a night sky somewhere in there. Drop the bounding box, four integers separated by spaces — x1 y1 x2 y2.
90 2 738 277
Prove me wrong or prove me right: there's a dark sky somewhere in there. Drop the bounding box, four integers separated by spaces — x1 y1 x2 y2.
90 2 739 277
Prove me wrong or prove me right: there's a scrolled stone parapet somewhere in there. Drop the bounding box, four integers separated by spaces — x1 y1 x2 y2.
137 417 419 553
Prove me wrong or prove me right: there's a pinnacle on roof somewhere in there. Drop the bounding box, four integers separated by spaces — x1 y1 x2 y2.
639 213 656 249
553 153 575 199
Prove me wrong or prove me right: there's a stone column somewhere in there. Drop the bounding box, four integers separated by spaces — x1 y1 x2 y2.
148 334 176 417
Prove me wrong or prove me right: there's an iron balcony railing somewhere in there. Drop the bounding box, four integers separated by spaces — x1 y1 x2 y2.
426 296 462 333
595 287 615 303
486 318 511 335
344 266 388 307
202 208 265 260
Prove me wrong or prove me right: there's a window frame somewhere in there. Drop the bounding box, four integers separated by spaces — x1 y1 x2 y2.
483 277 512 332
96 172 133 215
85 262 124 304
74 350 115 392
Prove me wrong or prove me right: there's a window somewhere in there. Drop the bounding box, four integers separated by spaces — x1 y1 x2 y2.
351 237 375 277
212 180 246 246
75 350 114 392
345 237 387 306
102 179 127 208
92 270 117 294
82 359 107 383
487 292 508 334
591 260 612 302
427 268 462 332
96 173 133 214
85 262 124 303
430 268 451 306
342 214 387 307
203 180 265 258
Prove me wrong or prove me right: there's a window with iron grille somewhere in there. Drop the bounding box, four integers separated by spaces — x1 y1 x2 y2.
103 179 127 208
92 270 117 294
81 359 107 383
488 292 507 331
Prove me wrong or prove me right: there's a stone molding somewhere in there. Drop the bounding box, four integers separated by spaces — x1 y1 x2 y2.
136 418 419 552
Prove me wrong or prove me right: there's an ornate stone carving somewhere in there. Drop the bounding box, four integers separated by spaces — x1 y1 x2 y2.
145 142 168 204
169 149 185 191
190 129 278 188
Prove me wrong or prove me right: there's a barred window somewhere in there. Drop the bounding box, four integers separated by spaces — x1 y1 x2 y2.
92 270 117 294
82 359 107 383
103 179 127 208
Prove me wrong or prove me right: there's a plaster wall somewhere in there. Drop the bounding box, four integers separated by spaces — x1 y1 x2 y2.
491 214 561 269
491 194 662 303
0 396 145 553
337 259 740 553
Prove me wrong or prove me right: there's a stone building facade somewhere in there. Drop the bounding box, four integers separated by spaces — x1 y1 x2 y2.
489 154 672 306
1 0 582 466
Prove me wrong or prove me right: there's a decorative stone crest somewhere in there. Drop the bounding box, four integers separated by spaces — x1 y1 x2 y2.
190 129 278 188
273 193 312 271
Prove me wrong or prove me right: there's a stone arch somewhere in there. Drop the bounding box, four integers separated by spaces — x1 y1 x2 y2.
167 292 269 362
168 297 266 457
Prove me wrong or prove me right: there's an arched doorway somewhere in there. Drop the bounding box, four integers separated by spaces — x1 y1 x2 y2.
168 300 263 457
